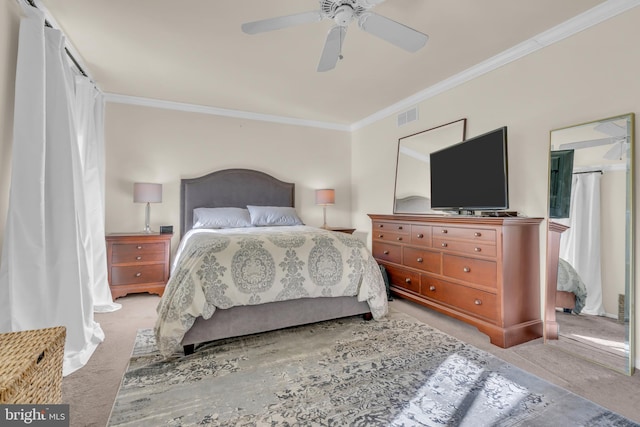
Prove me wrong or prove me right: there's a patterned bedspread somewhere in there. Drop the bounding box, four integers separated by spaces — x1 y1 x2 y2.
154 226 389 356
557 258 588 314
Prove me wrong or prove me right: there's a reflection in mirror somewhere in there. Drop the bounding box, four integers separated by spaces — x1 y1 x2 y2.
393 119 467 214
546 113 635 375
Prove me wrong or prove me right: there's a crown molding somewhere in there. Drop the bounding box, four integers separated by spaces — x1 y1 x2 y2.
350 0 640 131
104 0 640 132
103 93 351 132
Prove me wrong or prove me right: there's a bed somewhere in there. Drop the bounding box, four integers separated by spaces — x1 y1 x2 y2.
154 169 388 356
556 258 587 314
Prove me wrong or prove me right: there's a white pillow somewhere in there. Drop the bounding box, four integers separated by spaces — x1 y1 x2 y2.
247 205 304 226
192 207 252 229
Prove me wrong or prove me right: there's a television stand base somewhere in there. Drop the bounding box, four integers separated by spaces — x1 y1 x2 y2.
480 211 518 217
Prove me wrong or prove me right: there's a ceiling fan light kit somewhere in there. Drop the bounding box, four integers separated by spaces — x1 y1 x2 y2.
241 0 428 72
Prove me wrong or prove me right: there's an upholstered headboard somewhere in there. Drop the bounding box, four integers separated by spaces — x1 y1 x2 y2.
180 168 295 238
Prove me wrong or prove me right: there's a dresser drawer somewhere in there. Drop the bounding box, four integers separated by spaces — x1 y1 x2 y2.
421 276 497 321
372 221 410 235
373 231 409 244
443 254 497 288
432 226 496 243
386 265 420 294
410 225 432 247
372 242 402 264
110 264 166 286
433 238 497 258
403 247 440 274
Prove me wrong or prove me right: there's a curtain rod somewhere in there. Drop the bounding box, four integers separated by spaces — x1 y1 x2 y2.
25 0 88 78
573 170 603 175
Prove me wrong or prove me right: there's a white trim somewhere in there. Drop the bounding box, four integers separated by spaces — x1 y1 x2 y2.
103 0 640 131
104 93 351 132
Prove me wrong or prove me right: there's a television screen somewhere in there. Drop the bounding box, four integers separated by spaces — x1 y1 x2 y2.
430 126 508 212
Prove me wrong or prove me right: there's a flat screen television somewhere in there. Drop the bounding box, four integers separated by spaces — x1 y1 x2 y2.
430 126 509 213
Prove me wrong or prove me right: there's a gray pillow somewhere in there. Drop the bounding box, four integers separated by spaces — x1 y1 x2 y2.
192 207 252 229
247 205 304 226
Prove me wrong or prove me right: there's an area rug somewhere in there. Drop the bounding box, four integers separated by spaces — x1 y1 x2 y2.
108 311 638 426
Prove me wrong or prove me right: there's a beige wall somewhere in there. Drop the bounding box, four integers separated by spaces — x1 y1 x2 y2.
105 103 352 252
352 7 640 364
0 1 20 260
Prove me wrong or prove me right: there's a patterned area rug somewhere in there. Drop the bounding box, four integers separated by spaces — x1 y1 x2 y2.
108 310 638 426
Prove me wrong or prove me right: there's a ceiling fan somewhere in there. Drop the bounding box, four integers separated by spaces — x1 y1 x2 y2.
558 121 630 160
241 0 428 72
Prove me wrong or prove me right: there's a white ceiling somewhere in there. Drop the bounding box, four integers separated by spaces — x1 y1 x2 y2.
35 0 624 127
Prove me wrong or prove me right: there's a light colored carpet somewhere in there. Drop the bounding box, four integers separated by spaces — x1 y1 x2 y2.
108 309 638 426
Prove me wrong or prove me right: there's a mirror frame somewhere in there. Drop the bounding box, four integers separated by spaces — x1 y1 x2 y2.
393 118 467 214
545 112 635 375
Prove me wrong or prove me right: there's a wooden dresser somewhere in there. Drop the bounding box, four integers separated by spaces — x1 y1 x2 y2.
105 232 172 299
369 214 543 348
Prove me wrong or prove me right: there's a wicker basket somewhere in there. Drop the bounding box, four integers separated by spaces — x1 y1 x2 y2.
0 326 66 404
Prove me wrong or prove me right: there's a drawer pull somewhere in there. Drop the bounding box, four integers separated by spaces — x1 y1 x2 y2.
135 272 142 277
378 224 384 228
441 242 448 248
474 299 482 305
416 257 423 263
441 229 448 234
383 250 389 255
398 226 403 230
474 247 481 252
474 232 482 237
136 256 142 260
463 267 471 273
378 234 384 238
417 233 424 238
405 278 411 284
429 285 436 291
397 237 403 241
137 245 143 250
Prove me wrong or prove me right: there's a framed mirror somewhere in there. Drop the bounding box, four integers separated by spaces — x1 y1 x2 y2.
545 113 635 375
393 118 467 214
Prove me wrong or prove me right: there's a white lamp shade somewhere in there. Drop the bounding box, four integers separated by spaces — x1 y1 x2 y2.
315 189 335 205
133 183 162 203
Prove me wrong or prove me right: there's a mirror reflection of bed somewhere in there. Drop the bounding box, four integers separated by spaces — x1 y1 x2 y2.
546 114 634 375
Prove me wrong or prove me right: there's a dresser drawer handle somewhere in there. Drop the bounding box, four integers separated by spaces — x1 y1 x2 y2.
416 233 424 238
383 250 389 255
463 267 471 273
474 299 482 305
416 257 423 263
136 245 143 250
405 278 411 284
441 229 448 234
474 247 481 252
378 224 384 228
397 237 403 241
135 272 142 277
474 232 482 237
378 234 384 238
136 256 142 260
441 242 448 248
429 285 436 291
397 226 403 230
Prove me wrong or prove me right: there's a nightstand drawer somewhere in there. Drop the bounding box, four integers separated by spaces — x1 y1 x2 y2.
112 248 166 264
112 242 165 256
110 265 165 286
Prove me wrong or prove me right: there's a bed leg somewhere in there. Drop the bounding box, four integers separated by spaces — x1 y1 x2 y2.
363 312 373 321
183 344 195 355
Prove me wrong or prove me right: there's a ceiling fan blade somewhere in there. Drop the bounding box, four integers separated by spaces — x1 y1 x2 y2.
594 121 626 137
317 26 347 72
241 11 322 34
558 137 617 150
358 12 427 52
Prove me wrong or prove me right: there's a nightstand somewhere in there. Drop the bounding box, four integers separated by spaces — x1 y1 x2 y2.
324 227 356 234
105 232 172 299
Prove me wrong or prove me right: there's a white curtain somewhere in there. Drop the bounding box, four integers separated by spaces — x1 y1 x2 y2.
0 4 119 376
558 172 606 316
